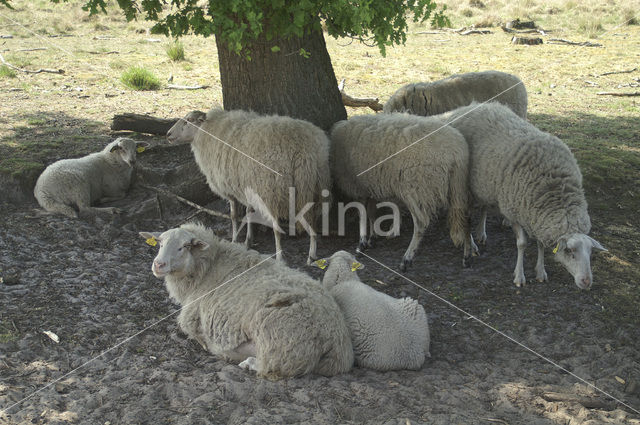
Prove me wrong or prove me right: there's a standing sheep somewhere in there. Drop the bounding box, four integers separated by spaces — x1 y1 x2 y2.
329 113 474 271
383 70 528 119
316 251 430 371
437 102 606 289
166 109 331 264
33 137 148 218
140 222 353 380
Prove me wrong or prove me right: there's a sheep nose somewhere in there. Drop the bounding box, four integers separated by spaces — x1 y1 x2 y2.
154 260 166 270
581 276 591 289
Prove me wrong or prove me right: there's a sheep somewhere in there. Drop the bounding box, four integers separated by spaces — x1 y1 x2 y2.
383 70 528 119
166 109 331 264
316 251 430 371
33 137 148 218
139 222 354 380
436 102 606 289
329 112 474 271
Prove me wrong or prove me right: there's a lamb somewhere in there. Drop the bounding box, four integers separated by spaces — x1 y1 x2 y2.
316 251 430 371
437 102 606 289
329 113 474 271
33 137 148 218
139 222 353 380
166 109 331 264
383 70 528 119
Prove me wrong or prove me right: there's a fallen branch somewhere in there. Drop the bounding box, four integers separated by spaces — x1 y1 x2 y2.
166 84 210 90
599 67 637 76
596 91 640 96
541 392 616 410
0 52 65 74
0 35 13 39
548 38 602 47
16 47 48 52
111 113 179 135
140 184 229 220
338 79 383 112
459 29 492 35
414 31 447 35
501 26 548 35
86 50 119 55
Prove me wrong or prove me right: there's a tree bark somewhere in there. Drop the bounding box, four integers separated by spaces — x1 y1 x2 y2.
216 21 347 132
111 113 178 135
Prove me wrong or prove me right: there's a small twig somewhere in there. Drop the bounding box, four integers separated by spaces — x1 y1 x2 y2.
599 67 637 76
541 391 617 410
140 184 229 220
16 47 48 52
338 78 383 112
0 35 13 39
155 193 164 222
0 52 65 74
47 34 73 38
548 38 602 47
166 84 210 90
86 50 119 55
596 91 640 96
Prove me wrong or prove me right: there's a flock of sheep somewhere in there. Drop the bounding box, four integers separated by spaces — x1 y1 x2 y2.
32 70 606 379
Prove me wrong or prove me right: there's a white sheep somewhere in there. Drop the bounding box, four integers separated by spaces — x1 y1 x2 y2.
329 113 474 271
383 70 528 119
316 251 430 371
166 109 331 264
139 222 353 380
33 137 148 218
437 102 606 289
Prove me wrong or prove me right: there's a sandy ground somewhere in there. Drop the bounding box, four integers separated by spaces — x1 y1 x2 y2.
1 144 639 425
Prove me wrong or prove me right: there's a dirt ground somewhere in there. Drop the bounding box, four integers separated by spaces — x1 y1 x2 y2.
1 143 639 425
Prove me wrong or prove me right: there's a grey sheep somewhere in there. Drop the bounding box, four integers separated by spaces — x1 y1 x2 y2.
166 109 331 264
383 70 528 119
329 113 474 271
316 251 430 371
33 137 148 218
139 222 353 380
437 102 606 289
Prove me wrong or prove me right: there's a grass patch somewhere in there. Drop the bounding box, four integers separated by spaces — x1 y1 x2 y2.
0 321 18 343
577 17 604 38
120 66 162 91
166 40 185 61
0 65 17 78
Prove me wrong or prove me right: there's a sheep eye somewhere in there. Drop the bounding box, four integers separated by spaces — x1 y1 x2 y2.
564 248 572 255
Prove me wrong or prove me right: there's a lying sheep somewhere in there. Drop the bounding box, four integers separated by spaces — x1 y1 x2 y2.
139 222 353 380
383 70 528 119
166 109 331 264
33 137 148 218
437 102 606 289
316 251 430 371
330 113 474 271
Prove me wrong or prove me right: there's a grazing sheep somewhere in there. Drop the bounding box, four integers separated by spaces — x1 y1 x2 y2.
384 70 528 119
329 113 474 271
139 222 353 380
316 251 430 371
437 102 606 289
33 137 148 218
166 109 331 264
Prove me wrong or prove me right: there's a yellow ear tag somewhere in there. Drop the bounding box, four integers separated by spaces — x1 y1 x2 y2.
146 236 157 247
552 243 559 254
315 259 327 269
136 146 146 153
351 262 363 272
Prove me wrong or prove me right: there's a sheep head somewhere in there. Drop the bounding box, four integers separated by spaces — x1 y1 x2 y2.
140 228 210 279
107 137 149 167
167 110 206 144
553 233 606 290
317 250 364 288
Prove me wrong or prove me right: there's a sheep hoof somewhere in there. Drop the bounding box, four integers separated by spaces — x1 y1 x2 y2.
536 273 548 282
462 256 473 268
399 258 412 272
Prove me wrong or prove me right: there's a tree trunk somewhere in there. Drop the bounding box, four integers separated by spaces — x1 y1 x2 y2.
216 22 347 132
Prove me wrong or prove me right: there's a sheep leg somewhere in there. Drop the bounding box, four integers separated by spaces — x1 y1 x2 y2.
43 202 78 218
245 206 254 248
535 240 548 282
400 213 425 272
79 206 121 218
463 233 479 267
238 356 259 372
229 198 240 242
356 199 369 252
512 223 527 287
475 207 488 245
273 218 284 262
307 230 317 265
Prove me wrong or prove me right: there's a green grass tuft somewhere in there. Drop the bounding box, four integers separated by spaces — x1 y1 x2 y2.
120 66 162 91
0 65 17 78
166 40 185 62
577 17 604 38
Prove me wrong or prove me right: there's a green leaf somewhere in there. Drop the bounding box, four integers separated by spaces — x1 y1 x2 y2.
271 45 281 52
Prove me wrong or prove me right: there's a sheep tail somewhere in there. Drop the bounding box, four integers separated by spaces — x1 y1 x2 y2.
446 158 470 248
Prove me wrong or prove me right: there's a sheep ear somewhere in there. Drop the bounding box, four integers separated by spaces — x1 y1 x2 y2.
589 236 607 252
136 141 150 153
314 259 328 270
190 238 209 251
552 236 567 254
351 261 364 271
139 232 161 247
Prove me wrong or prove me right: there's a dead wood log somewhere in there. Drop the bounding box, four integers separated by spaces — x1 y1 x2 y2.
0 52 65 74
460 29 492 35
140 184 229 220
338 79 383 112
596 91 640 96
111 113 179 135
166 84 210 90
506 19 536 30
0 35 13 39
541 392 616 410
548 38 602 47
511 36 543 45
599 67 637 76
502 26 548 35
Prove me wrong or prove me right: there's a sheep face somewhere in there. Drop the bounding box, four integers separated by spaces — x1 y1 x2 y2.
553 233 606 290
139 228 210 278
167 111 206 144
107 137 149 167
